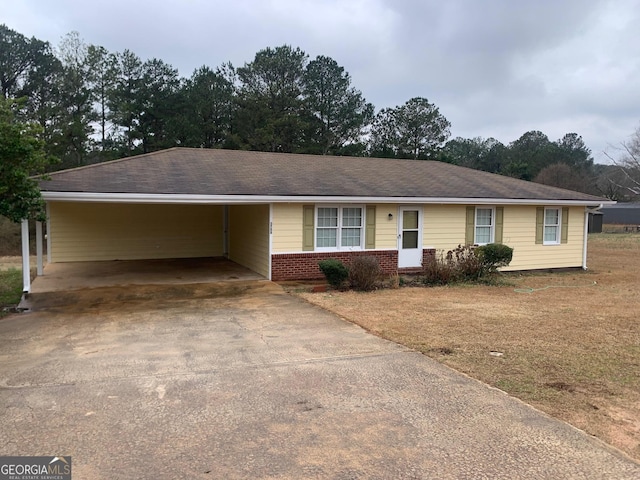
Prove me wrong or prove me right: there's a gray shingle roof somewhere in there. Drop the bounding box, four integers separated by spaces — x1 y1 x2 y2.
40 147 607 203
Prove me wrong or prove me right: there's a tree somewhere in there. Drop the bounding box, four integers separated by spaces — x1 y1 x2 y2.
594 164 630 201
136 58 181 153
87 45 118 156
16 49 64 161
479 138 508 173
0 98 53 222
501 131 594 181
108 49 143 154
234 45 308 152
605 125 640 201
533 163 592 193
181 65 235 148
441 137 483 167
55 31 95 166
0 25 64 166
0 24 49 98
302 55 373 155
555 133 593 171
440 136 505 172
369 97 451 159
502 131 556 180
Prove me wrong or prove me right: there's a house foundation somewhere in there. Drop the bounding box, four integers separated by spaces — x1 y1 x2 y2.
271 249 436 281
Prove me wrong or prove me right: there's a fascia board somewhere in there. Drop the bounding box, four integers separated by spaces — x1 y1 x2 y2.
41 191 615 207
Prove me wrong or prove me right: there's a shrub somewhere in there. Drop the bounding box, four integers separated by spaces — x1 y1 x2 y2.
318 259 349 288
447 245 483 281
422 253 456 285
475 243 514 274
422 244 507 285
348 256 382 291
387 273 401 289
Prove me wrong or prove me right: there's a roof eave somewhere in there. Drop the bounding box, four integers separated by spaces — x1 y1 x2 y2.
41 191 614 207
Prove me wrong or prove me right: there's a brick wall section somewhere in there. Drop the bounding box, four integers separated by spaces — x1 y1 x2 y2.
271 249 436 281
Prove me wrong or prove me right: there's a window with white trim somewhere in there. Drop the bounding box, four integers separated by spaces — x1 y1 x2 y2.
475 207 495 245
316 206 363 250
544 207 561 244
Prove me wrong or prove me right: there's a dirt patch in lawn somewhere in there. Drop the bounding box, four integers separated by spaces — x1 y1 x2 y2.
296 233 640 461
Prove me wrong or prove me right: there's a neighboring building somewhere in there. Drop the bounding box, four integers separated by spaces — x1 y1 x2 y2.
21 148 612 291
588 211 603 233
602 204 640 225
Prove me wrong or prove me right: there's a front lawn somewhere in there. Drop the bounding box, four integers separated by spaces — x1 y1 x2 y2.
297 234 640 460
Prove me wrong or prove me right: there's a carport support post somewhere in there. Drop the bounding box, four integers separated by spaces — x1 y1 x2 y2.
21 219 31 293
36 221 43 276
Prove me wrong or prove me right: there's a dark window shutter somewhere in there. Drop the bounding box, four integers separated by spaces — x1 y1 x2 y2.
303 205 314 251
465 206 475 245
365 206 376 249
495 207 504 244
535 207 544 244
561 207 569 244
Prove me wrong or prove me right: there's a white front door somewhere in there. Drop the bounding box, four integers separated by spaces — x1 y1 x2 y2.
398 207 422 268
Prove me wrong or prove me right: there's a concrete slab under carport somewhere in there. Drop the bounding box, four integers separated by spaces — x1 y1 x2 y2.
29 257 264 294
2 281 639 478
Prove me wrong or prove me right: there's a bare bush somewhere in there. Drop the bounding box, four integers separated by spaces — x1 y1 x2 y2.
348 256 381 291
422 244 508 285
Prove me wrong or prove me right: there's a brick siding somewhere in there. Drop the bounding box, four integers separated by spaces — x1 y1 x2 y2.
271 249 436 281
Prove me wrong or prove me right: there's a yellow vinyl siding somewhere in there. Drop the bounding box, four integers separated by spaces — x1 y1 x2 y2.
500 206 584 271
228 204 269 277
270 203 585 271
271 203 398 252
374 205 398 249
49 202 224 262
423 205 467 250
421 205 584 270
271 204 304 253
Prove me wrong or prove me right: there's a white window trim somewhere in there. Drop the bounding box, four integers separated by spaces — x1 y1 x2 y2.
315 204 365 252
543 207 561 245
474 206 495 245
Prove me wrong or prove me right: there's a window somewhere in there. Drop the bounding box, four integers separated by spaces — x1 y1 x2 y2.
317 207 338 248
536 206 567 245
475 207 494 245
316 206 363 250
544 208 561 244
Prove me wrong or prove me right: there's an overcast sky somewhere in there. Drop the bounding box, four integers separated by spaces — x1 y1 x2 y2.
4 0 639 163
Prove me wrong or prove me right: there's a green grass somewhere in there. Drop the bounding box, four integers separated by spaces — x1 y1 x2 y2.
0 268 23 317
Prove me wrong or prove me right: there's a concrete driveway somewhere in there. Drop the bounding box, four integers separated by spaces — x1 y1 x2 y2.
1 281 639 479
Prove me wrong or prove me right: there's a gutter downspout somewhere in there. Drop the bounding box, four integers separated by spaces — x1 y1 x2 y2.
21 219 31 293
36 221 43 276
268 204 273 281
583 204 604 270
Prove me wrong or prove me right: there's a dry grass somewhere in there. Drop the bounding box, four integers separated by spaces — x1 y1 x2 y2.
297 234 640 460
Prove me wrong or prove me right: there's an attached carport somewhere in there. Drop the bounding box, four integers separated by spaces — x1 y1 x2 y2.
18 148 297 292
47 202 226 262
21 197 272 293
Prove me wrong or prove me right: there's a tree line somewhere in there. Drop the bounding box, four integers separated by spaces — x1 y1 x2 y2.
1 23 638 202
